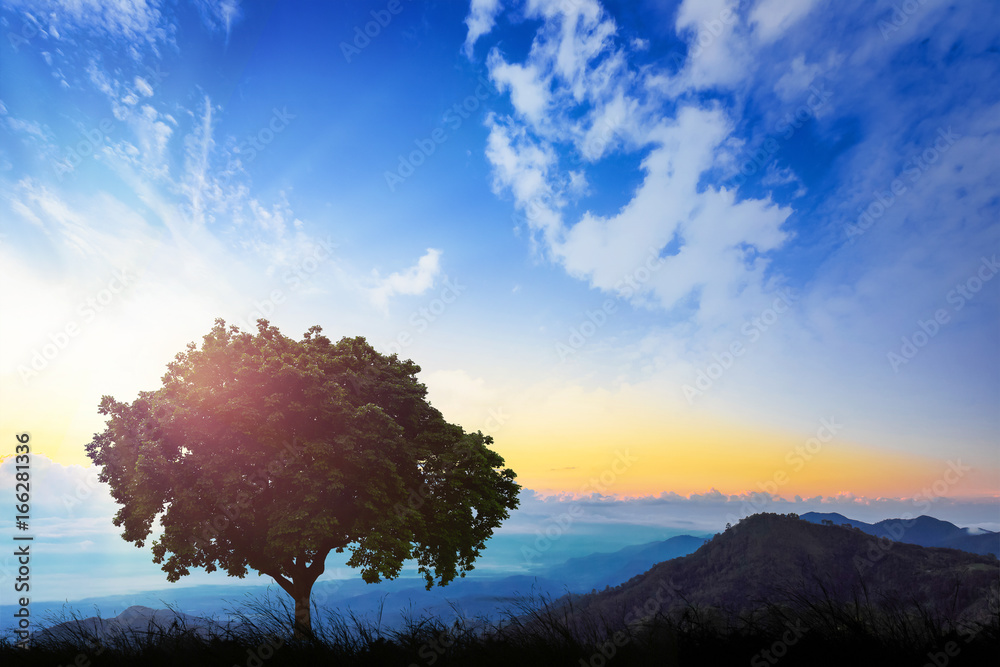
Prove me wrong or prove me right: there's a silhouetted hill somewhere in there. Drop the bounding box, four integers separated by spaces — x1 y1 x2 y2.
800 511 1000 556
560 513 999 630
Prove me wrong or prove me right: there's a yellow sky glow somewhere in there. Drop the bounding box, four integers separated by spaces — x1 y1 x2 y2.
4 369 995 502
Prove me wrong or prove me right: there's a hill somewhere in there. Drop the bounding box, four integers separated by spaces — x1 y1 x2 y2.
33 605 227 646
558 513 999 630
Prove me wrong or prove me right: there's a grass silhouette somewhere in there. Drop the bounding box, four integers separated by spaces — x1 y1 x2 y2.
3 582 997 666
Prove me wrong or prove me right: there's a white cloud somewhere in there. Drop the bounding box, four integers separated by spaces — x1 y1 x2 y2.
485 117 560 236
525 0 616 100
134 75 154 97
750 0 820 44
0 454 115 522
5 117 49 142
368 248 444 311
463 0 502 58
487 54 551 126
557 109 791 320
126 104 173 176
673 0 747 90
772 54 823 102
181 96 216 227
484 0 632 145
760 162 800 189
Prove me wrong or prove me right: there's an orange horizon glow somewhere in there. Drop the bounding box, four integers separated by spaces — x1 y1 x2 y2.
11 403 997 503
487 394 1000 500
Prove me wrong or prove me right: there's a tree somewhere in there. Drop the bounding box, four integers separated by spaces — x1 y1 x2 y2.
86 319 520 638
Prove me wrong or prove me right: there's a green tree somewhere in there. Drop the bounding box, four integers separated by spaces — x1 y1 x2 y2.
86 319 520 638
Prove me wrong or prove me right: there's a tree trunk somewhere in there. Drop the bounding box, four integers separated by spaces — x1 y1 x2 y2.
292 585 313 640
267 551 329 641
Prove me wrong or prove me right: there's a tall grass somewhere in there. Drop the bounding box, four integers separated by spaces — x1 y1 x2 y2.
2 586 996 666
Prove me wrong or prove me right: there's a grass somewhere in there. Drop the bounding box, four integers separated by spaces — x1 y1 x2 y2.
1 587 997 666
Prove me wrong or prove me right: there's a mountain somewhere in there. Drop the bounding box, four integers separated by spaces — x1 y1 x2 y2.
800 512 1000 556
561 513 1000 630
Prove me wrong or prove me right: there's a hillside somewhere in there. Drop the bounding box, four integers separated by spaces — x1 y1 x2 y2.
559 513 999 629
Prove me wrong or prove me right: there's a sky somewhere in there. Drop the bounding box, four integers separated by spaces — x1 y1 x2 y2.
0 0 998 602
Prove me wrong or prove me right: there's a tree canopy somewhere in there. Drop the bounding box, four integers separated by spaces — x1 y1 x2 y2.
86 319 520 636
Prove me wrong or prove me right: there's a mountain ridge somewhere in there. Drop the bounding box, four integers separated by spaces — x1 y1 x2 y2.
799 511 999 556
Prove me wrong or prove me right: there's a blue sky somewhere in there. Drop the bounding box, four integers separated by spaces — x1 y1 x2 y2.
0 0 998 602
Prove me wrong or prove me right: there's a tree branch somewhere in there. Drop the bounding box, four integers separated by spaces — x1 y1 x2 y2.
264 569 294 595
307 547 332 575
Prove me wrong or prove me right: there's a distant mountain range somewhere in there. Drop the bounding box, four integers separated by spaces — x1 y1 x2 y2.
799 512 999 556
543 534 708 591
12 533 710 640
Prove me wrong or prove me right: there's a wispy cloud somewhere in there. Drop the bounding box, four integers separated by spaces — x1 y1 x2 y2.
3 0 170 52
192 0 243 45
